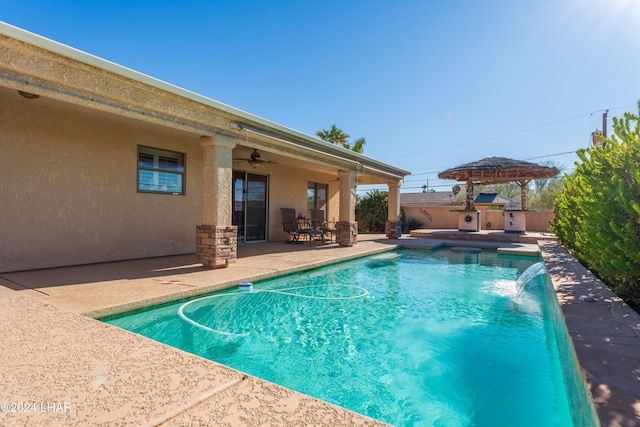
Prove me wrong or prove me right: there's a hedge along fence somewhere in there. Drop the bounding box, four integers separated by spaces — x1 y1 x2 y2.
552 101 640 300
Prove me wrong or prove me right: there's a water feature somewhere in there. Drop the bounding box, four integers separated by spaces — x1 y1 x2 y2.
515 261 547 294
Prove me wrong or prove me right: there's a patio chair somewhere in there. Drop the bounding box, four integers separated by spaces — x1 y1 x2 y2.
309 209 337 244
280 208 320 244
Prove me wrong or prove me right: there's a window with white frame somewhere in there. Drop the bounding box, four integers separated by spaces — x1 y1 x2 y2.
137 146 185 194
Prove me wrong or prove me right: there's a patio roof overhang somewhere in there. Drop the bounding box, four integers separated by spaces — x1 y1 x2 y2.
229 122 410 185
0 21 410 186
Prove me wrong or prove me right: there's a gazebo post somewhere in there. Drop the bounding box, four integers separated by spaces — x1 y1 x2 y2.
465 179 475 210
517 180 530 211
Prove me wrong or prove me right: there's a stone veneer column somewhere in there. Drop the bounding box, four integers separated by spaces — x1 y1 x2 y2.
385 180 402 239
336 169 358 247
195 225 237 269
196 134 237 269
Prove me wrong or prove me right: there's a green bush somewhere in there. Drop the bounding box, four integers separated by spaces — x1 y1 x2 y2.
552 101 640 301
356 189 388 232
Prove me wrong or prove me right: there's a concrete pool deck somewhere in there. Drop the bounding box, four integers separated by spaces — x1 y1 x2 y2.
1 234 638 426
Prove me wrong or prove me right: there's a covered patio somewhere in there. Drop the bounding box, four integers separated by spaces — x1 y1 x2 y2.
0 22 409 274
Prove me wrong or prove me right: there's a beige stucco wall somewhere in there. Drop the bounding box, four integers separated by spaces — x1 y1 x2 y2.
523 211 554 232
483 210 504 230
403 205 554 232
403 206 460 230
481 210 553 232
1 92 203 272
1 91 345 270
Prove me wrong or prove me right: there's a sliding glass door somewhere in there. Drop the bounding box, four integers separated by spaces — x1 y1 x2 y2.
307 181 328 215
233 171 268 242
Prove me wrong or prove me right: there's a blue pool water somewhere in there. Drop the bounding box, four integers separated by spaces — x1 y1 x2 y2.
103 248 594 426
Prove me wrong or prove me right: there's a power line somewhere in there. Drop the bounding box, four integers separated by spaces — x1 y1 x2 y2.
405 150 578 178
379 113 592 160
379 106 635 161
357 140 605 194
521 151 576 161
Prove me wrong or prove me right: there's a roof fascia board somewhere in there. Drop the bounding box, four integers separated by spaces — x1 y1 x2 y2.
0 22 261 126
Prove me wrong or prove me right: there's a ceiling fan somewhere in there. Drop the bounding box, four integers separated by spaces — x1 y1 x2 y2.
233 149 274 169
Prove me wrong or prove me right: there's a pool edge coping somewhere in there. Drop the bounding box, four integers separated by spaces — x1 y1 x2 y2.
539 240 640 426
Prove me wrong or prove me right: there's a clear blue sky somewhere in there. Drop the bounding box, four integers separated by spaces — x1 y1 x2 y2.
3 0 639 194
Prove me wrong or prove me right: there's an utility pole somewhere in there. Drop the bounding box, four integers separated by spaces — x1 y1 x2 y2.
592 110 609 148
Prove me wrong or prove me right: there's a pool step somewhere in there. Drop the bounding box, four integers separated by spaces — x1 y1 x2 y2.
398 239 541 256
451 247 482 253
497 243 540 256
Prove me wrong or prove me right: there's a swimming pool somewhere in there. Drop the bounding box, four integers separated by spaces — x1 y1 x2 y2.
103 248 595 426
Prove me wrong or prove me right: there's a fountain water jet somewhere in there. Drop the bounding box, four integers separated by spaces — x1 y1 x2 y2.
515 262 547 294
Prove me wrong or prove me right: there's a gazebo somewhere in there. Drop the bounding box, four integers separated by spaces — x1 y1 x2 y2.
438 157 559 232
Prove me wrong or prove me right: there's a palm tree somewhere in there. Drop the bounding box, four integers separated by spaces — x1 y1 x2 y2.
348 137 366 154
316 125 366 153
316 125 349 145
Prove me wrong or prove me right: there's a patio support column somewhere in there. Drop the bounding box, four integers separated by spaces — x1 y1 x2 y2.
385 180 402 239
336 169 357 247
196 133 237 269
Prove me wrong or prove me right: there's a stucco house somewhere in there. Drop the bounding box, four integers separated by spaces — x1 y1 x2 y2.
0 22 409 272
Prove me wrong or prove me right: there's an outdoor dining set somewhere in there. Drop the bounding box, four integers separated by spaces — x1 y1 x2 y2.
280 208 336 245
